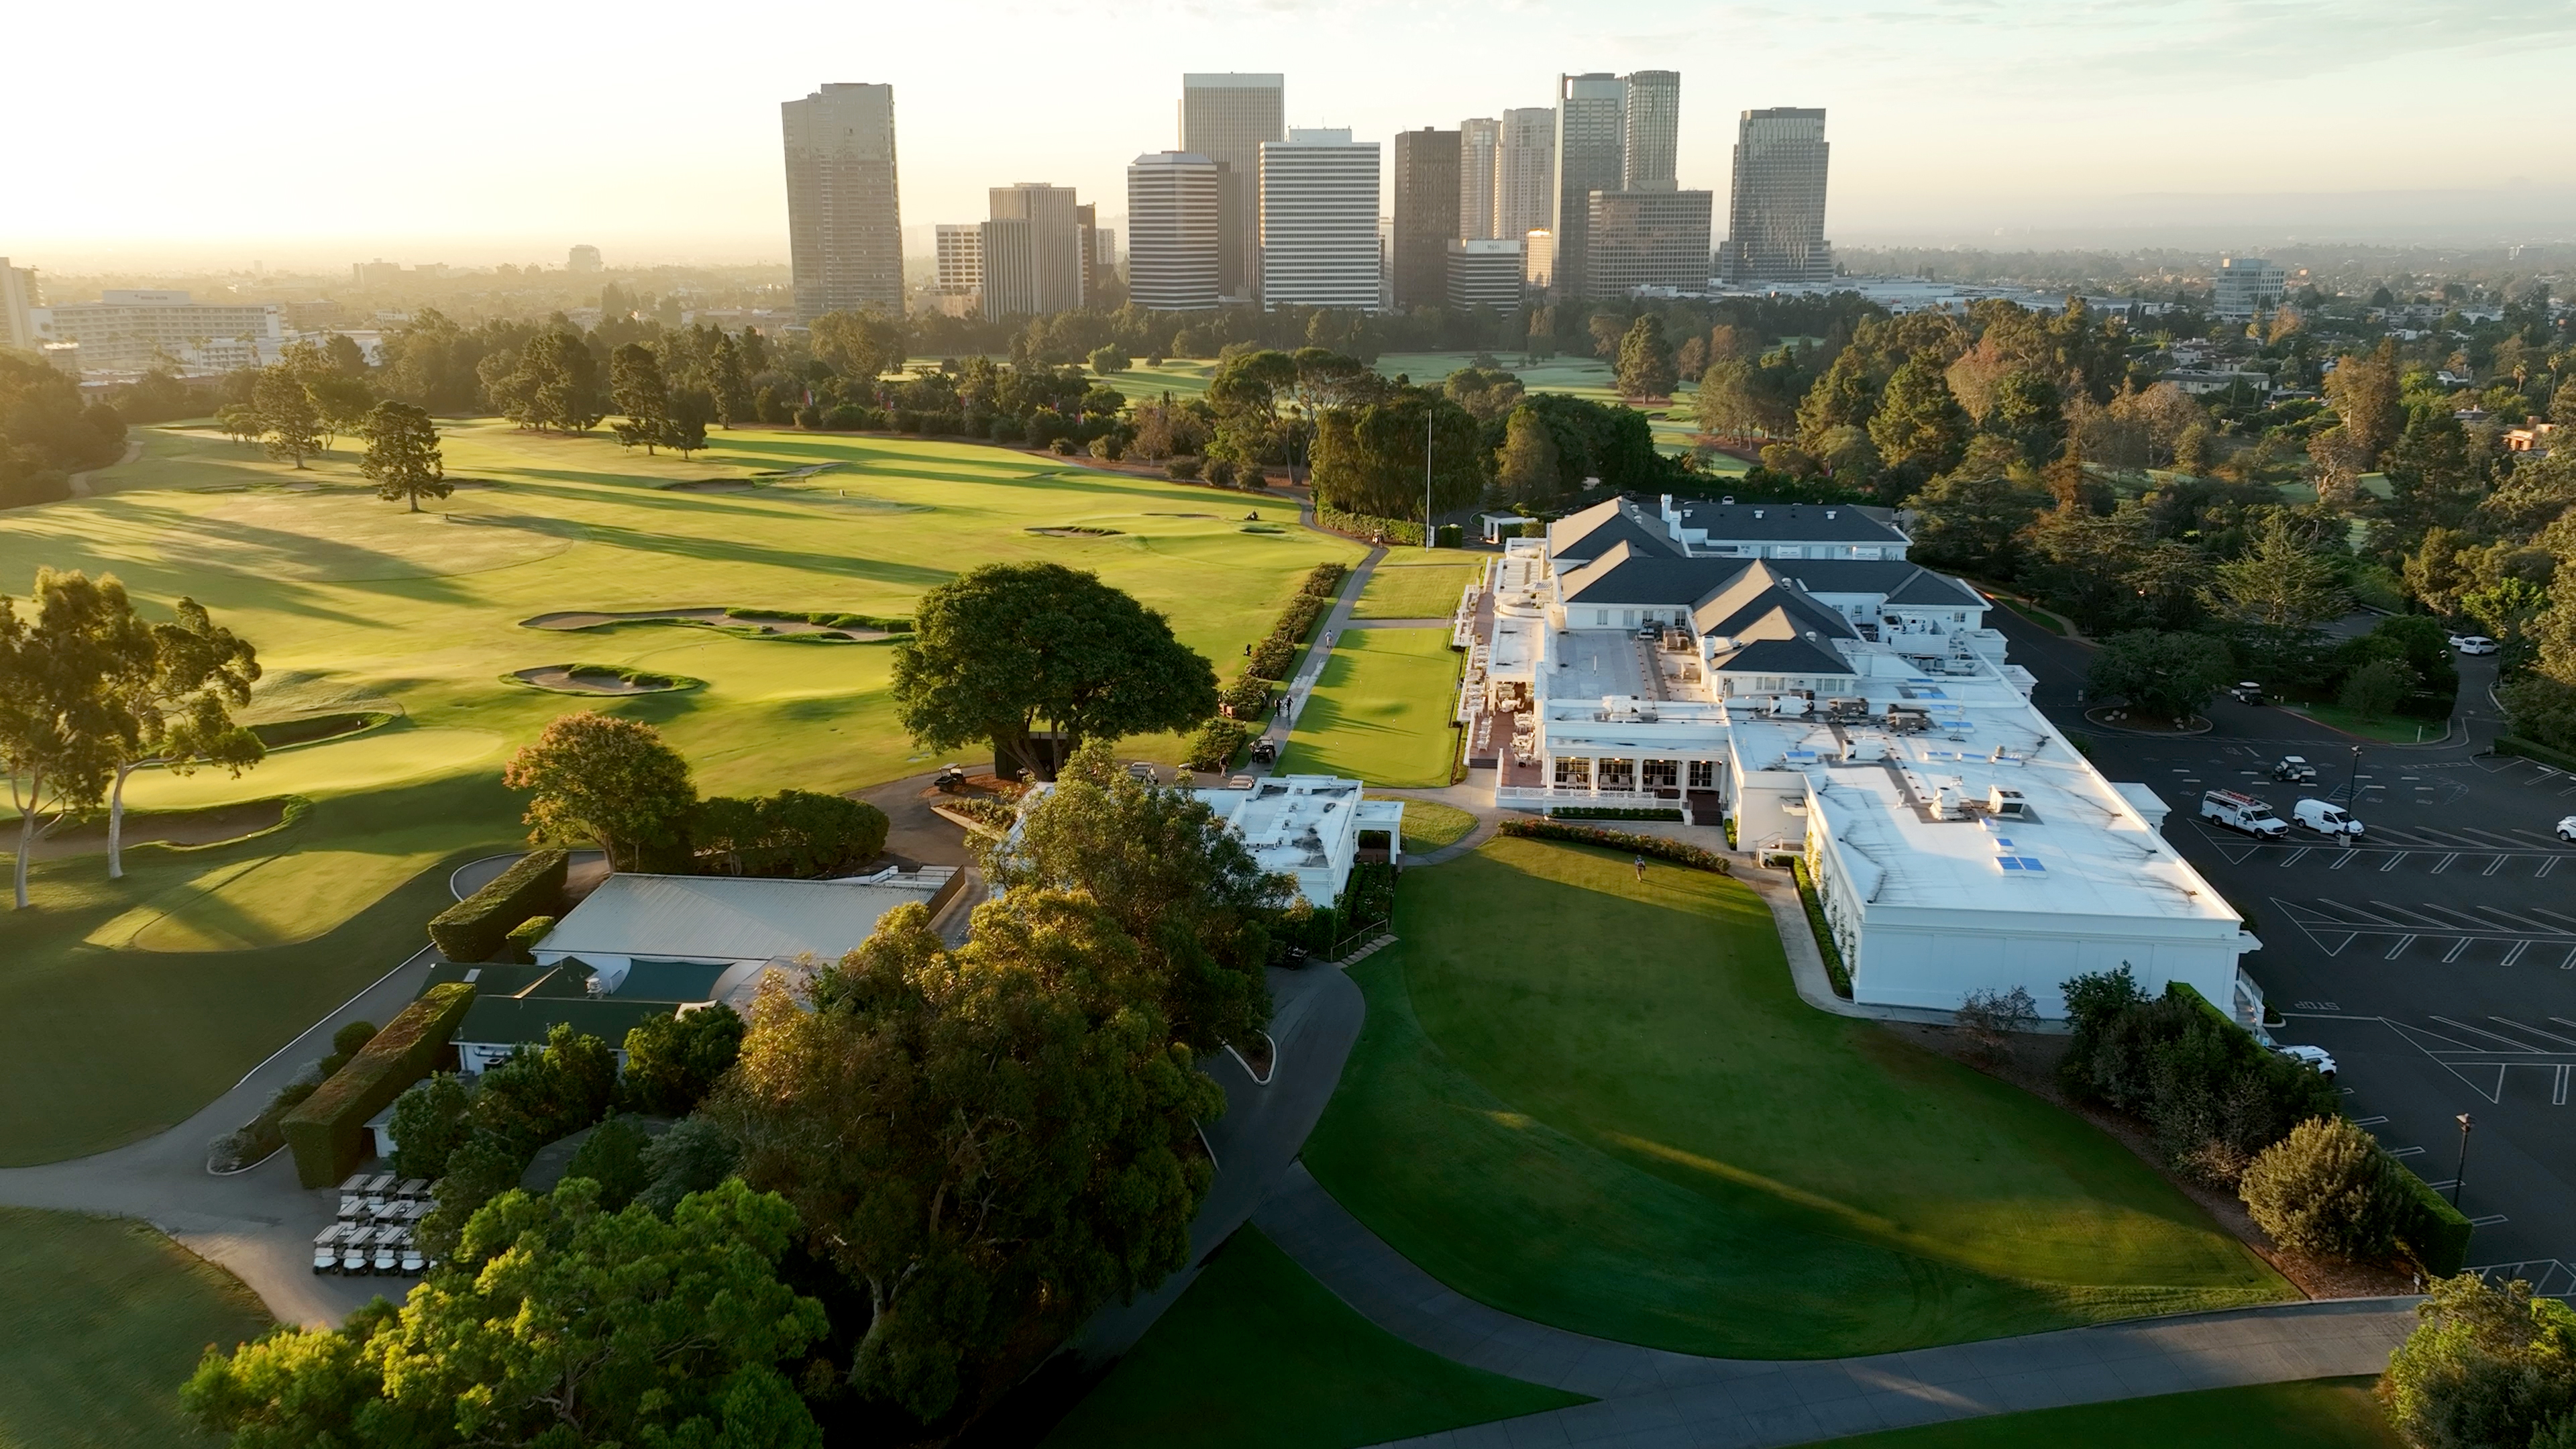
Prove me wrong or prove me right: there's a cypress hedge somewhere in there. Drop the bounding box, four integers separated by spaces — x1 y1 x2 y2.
280 983 477 1188
2393 1167 2475 1275
428 848 569 962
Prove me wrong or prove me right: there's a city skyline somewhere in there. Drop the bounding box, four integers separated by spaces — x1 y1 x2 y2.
11 0 2571 268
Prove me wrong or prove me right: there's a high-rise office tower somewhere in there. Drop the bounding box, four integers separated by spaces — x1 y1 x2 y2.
1620 70 1681 191
1498 107 1556 242
978 219 1034 318
781 83 903 321
566 244 602 274
1550 74 1625 301
983 182 1083 317
1126 151 1222 311
1076 203 1102 301
1258 129 1381 311
933 225 981 292
0 259 38 352
1181 73 1285 302
1719 107 1833 284
1587 189 1713 295
1458 117 1501 240
1446 239 1525 311
1391 127 1461 309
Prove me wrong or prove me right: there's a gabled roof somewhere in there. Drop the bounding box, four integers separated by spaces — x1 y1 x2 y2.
1766 559 1985 609
1547 498 1682 564
1690 563 1858 643
1674 500 1909 544
1710 635 1856 676
453 996 679 1050
1557 542 1752 606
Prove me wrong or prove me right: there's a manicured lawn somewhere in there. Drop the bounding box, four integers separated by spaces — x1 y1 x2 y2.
1354 559 1481 619
1 423 1360 1164
1043 1225 1583 1449
1303 837 2291 1358
0 1208 273 1448
1814 1377 2400 1448
1274 627 1462 788
2281 704 2451 745
1376 795 1479 856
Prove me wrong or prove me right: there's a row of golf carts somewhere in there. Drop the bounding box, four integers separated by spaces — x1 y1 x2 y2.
312 1173 439 1277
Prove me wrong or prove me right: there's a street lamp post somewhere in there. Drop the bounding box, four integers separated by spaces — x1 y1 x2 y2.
1424 406 1434 553
2451 1113 2474 1209
2345 744 2363 807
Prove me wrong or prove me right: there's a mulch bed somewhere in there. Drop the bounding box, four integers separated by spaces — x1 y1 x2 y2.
1884 1020 2424 1301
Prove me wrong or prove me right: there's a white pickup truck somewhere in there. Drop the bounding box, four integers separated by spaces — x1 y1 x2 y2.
2202 790 2289 839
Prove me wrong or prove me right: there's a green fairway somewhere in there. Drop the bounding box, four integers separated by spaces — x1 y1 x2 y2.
0 1208 272 1448
1 422 1360 1163
1377 795 1479 856
1354 559 1481 619
1303 837 2290 1358
1815 1378 2400 1449
1044 1225 1583 1449
1275 627 1462 788
1375 352 1714 458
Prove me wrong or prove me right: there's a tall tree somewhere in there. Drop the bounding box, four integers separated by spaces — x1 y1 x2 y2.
0 570 146 909
808 309 908 387
1907 466 2053 578
1495 405 1562 502
524 329 604 432
181 1179 829 1448
708 330 753 430
1693 358 1760 442
2204 511 2349 633
1868 352 1970 485
501 711 697 870
1308 390 1485 521
708 894 1222 1421
609 342 672 455
358 401 450 512
1613 315 1677 400
1794 347 1874 452
2322 339 2403 466
2379 1273 2576 1449
252 364 323 468
103 597 262 880
892 563 1217 781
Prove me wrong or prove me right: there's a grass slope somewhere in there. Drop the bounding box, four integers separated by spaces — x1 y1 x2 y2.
1043 1225 1582 1449
1275 627 1462 788
1303 837 2290 1358
1375 795 1479 856
1815 1377 2400 1449
1354 560 1481 619
0 423 1360 1163
0 1208 272 1449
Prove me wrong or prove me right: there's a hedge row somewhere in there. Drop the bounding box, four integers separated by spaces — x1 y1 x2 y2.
281 983 478 1188
2392 1163 2475 1275
1187 718 1254 773
1789 858 1854 998
1550 806 1683 821
429 848 569 962
1217 564 1352 724
1317 504 1426 546
1497 818 1731 873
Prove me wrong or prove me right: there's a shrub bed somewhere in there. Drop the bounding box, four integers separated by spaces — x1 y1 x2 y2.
1548 806 1684 821
429 847 570 962
1218 676 1275 720
280 984 477 1188
1788 858 1853 998
2392 1167 2475 1275
1317 504 1426 545
2497 734 2576 773
1497 818 1729 873
1187 718 1253 773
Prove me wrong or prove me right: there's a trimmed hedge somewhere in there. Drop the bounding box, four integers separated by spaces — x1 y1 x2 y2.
1497 818 1730 873
1187 718 1253 773
1300 562 1349 598
2394 1166 2475 1275
1550 806 1684 821
1220 676 1275 720
281 983 478 1187
429 848 569 962
505 914 556 963
1789 858 1854 998
1317 504 1426 545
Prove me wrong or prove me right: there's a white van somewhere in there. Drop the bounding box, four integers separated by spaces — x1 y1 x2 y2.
2293 799 2364 837
2201 790 2289 839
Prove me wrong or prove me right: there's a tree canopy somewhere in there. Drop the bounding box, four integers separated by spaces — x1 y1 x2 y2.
502 710 697 870
359 402 449 512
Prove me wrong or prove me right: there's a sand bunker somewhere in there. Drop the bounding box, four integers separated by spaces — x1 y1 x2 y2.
519 608 891 641
21 798 293 862
509 665 695 695
1027 526 1122 538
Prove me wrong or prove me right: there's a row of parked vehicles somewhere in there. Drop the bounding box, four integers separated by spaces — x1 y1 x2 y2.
2202 760 2367 841
313 1173 439 1277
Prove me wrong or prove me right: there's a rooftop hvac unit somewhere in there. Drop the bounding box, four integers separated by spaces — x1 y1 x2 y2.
1988 786 2028 819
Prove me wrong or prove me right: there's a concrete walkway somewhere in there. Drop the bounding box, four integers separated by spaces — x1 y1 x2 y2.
1244 542 1387 779
1252 1163 2413 1449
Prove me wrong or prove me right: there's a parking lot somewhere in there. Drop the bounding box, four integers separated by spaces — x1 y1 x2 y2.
1995 611 2576 1291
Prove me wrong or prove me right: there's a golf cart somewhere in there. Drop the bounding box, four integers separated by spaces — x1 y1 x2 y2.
2272 755 2317 784
1250 737 1278 766
932 763 967 791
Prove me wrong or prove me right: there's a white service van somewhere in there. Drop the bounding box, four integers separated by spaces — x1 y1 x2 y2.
2201 790 2289 838
2293 799 2364 837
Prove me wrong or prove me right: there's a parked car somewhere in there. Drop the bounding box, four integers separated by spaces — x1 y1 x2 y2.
2229 680 2265 706
2559 816 2576 844
2275 1044 2338 1081
2293 799 2364 837
2272 755 2317 784
2202 790 2290 839
2451 634 2499 655
1126 761 1158 783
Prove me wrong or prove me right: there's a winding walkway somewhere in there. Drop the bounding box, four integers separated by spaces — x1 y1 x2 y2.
1255 1162 2413 1449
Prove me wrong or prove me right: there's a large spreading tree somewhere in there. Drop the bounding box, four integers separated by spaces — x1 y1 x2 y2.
891 562 1216 781
1 570 149 908
103 596 263 879
501 710 697 869
359 401 450 512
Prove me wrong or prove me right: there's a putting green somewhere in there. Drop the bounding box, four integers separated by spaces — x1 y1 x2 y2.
1304 837 2289 1358
1353 561 1481 619
1275 628 1462 788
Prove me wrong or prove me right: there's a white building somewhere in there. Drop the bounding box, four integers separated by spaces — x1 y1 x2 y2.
35 290 284 375
2212 256 2286 321
1 258 37 352
1187 776 1405 907
1467 496 2259 1022
932 223 982 317
1258 128 1381 311
1126 151 1222 311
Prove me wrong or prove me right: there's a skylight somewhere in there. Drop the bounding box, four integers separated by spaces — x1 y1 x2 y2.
1995 855 2046 872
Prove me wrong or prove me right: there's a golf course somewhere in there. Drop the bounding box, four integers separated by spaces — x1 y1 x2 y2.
0 420 1360 1165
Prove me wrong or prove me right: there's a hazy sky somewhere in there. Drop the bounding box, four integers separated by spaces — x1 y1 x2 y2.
12 0 2575 272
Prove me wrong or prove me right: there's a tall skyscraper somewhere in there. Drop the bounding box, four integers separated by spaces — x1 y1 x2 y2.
1497 107 1556 242
1458 117 1501 240
1181 73 1285 302
0 259 37 353
1446 239 1525 311
1127 151 1222 311
1258 129 1381 311
1550 74 1625 302
1719 107 1833 284
1587 189 1713 296
781 83 903 321
1620 71 1681 191
985 182 1083 316
933 224 982 316
1076 202 1102 301
978 219 1035 318
1391 127 1461 309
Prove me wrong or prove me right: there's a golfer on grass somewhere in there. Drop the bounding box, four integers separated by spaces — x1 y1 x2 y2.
1633 854 1646 880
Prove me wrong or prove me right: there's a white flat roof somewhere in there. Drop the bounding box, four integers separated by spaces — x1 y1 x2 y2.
537 872 946 965
1188 775 1369 875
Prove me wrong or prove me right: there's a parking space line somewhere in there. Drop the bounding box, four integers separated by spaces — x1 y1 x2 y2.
2444 938 2473 963
2471 1215 2511 1227
2431 853 2459 874
2381 852 2410 871
2355 1114 2390 1125
2506 942 2532 967
2542 858 2561 877
2386 935 2418 959
2367 902 2460 928
2390 1145 2426 1157
2330 852 2359 869
2281 849 2310 868
2484 856 2508 876
2560 1066 2571 1107
2530 908 2576 930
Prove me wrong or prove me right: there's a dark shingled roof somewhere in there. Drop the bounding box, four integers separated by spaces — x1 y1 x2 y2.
1766 559 1986 608
1674 500 1909 544
1710 635 1858 676
1547 498 1683 564
1690 563 1860 643
1558 543 1756 606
